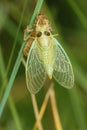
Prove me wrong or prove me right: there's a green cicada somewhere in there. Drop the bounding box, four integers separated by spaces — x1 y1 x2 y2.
24 13 74 94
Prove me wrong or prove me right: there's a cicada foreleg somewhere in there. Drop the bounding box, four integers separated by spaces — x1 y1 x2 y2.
24 26 33 41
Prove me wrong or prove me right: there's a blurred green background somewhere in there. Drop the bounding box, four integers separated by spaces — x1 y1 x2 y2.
0 0 87 130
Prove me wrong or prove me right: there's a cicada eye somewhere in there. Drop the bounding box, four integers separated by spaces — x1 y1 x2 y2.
44 31 50 36
37 31 42 37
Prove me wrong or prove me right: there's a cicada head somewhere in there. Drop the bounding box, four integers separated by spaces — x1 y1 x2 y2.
34 13 53 47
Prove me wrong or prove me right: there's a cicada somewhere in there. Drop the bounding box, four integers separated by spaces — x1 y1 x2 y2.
23 13 74 94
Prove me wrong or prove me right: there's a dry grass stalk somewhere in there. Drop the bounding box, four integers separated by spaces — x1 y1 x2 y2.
31 94 43 130
50 83 63 130
33 86 50 130
33 83 63 130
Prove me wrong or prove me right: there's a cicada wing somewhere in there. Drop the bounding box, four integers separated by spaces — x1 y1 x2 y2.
26 40 46 94
52 38 74 88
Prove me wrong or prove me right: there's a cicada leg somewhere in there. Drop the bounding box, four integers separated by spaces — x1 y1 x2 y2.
23 37 35 57
24 26 33 41
23 26 36 57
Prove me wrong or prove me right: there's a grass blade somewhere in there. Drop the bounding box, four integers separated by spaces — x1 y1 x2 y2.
0 0 44 117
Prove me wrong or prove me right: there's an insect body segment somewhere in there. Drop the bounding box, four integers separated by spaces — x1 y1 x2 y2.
24 13 74 94
38 41 54 80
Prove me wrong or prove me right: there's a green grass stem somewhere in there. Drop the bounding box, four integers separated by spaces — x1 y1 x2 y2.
0 46 8 98
5 0 28 85
0 0 44 117
0 0 27 98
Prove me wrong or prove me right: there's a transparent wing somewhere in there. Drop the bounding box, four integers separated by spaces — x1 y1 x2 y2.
52 38 74 88
26 40 46 94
